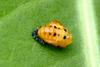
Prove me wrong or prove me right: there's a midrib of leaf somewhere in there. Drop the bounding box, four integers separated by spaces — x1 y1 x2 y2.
77 0 99 67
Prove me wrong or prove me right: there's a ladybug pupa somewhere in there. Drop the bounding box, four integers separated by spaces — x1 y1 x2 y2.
32 20 72 48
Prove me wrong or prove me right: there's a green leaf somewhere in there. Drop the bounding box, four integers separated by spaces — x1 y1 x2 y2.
0 0 99 67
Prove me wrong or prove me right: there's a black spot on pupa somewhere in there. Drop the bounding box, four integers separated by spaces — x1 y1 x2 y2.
50 25 52 27
64 29 67 32
58 28 60 29
63 36 66 39
54 26 57 28
49 32 51 35
53 32 56 36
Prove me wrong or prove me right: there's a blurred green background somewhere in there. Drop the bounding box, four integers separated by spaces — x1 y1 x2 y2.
0 0 99 67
